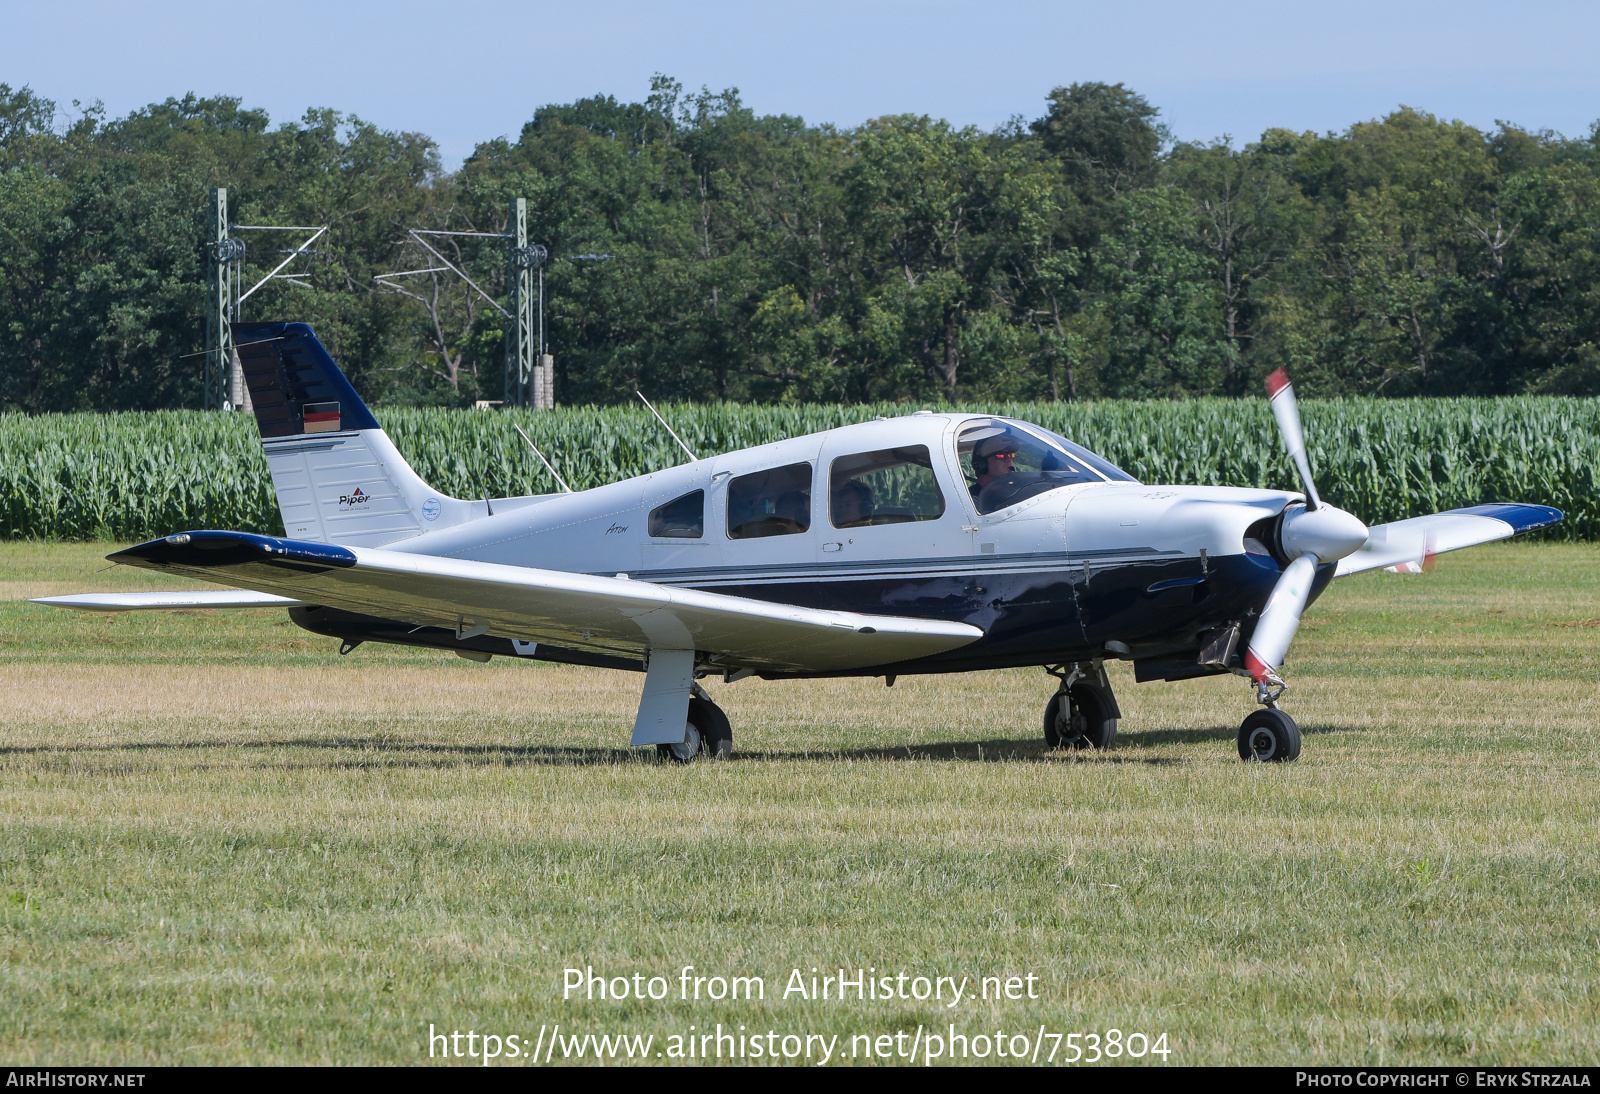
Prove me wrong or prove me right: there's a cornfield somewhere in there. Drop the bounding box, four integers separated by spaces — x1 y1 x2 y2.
2 398 1596 541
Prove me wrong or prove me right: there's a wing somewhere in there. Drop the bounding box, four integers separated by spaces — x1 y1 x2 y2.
31 590 300 611
1335 503 1562 578
101 531 982 673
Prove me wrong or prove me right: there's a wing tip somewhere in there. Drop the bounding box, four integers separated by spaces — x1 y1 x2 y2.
1456 503 1564 535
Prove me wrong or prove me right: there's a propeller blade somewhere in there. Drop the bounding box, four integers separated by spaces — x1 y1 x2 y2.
1243 553 1319 684
1266 368 1321 511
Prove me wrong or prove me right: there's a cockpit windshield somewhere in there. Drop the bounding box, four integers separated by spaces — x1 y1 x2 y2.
955 418 1137 515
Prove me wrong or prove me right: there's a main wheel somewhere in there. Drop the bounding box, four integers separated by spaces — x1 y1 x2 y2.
1044 685 1118 751
698 696 733 759
1238 708 1301 763
657 696 733 763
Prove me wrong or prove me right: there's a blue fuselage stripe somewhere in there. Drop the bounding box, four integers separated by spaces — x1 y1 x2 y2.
623 551 1300 675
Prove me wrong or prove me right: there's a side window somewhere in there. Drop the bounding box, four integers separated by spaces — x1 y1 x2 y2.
648 490 704 538
830 446 946 528
727 463 813 539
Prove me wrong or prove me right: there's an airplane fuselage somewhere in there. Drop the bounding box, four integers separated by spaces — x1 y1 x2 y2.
297 413 1321 680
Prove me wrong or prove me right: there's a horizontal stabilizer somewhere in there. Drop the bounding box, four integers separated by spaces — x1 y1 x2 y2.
107 530 983 673
1335 503 1562 578
31 590 300 612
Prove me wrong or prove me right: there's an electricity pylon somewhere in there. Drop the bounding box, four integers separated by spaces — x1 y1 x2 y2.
204 188 323 410
204 189 244 410
375 199 557 409
505 198 550 408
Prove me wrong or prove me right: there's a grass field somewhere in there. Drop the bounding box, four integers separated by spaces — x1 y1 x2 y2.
2 540 1598 1066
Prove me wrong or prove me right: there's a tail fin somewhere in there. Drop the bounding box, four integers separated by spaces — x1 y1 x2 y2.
235 322 469 547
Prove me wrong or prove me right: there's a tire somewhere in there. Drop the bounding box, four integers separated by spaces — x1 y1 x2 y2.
698 696 733 760
657 696 732 763
1044 685 1118 751
1043 692 1066 748
1238 708 1302 763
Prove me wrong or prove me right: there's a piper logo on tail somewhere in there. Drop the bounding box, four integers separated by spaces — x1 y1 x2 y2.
339 487 372 507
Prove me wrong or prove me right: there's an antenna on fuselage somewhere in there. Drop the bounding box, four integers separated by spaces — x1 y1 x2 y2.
512 423 572 493
634 390 699 462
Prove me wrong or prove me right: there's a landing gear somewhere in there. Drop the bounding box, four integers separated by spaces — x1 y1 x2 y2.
657 691 733 764
1043 662 1119 751
1238 707 1301 763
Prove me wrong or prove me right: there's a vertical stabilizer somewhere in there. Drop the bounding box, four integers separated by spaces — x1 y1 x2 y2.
234 322 473 547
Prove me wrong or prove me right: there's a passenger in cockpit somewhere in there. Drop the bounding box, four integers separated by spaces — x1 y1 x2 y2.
832 479 874 527
774 489 811 531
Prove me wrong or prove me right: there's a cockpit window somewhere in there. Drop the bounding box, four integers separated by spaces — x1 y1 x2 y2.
727 463 812 539
830 446 945 528
1025 424 1138 484
649 490 704 538
955 419 1128 515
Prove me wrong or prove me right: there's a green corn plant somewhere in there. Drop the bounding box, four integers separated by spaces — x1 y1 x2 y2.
3 398 1596 542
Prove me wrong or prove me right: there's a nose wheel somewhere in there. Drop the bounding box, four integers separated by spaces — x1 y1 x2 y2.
657 692 733 764
1238 707 1301 762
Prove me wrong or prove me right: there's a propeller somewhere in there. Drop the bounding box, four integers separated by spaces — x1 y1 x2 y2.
1245 369 1370 696
1266 368 1320 510
1242 553 1318 686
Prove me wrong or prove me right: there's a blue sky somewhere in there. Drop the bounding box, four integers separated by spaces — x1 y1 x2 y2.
8 0 1599 165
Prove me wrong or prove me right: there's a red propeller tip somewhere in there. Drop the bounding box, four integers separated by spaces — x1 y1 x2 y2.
1266 368 1292 399
1243 647 1273 684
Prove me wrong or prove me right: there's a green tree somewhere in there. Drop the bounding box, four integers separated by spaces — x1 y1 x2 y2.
1031 82 1165 198
6 79 1600 410
1166 138 1312 395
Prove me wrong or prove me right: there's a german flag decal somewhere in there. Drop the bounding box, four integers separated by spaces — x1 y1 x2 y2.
303 401 341 433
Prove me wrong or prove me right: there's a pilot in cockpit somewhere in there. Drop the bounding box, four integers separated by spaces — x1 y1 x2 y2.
969 436 1018 505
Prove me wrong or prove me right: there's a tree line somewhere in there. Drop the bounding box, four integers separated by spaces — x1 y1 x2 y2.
3 77 1599 412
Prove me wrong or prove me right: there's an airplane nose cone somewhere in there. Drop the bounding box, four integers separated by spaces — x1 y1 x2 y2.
1280 504 1369 563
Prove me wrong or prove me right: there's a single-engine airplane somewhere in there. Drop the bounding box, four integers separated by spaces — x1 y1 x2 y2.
37 322 1564 763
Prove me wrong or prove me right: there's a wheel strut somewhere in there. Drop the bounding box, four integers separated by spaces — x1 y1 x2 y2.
1042 661 1120 751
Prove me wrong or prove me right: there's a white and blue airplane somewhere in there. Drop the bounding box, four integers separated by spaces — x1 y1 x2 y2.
37 323 1563 763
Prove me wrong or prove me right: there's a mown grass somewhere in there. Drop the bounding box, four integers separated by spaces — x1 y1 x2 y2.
1 540 1598 1065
